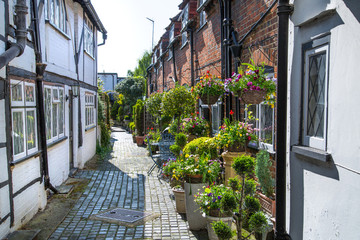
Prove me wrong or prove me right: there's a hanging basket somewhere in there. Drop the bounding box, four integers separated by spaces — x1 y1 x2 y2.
239 90 267 105
200 94 220 105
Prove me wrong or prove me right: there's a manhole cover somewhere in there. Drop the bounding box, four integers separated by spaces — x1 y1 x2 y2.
90 208 159 227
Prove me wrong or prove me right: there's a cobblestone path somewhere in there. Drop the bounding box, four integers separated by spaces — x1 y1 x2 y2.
49 129 207 239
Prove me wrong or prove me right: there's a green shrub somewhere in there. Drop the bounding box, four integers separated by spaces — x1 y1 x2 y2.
133 100 144 135
111 100 120 120
220 191 238 213
175 133 187 148
183 137 218 159
255 149 274 198
169 144 181 157
212 221 234 240
129 122 135 131
248 211 267 233
244 196 261 215
232 154 255 177
243 178 256 196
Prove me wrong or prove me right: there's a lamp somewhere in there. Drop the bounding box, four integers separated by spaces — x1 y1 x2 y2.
71 84 79 98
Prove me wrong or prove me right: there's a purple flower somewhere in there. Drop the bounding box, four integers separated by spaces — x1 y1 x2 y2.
208 193 213 197
213 198 217 202
255 69 259 74
247 82 253 87
218 196 222 200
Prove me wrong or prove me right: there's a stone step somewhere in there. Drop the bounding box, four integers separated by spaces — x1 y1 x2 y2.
6 229 41 240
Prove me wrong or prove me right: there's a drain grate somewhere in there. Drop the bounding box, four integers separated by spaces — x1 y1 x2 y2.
90 208 159 227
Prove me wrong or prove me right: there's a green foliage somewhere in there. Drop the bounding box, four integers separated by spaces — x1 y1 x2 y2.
116 106 124 122
169 144 181 157
97 95 111 148
111 100 120 120
244 196 261 215
175 133 187 148
221 191 238 213
105 94 110 127
212 221 234 240
255 149 274 197
133 100 145 135
162 84 195 128
232 154 255 177
133 50 152 78
181 116 209 137
248 211 267 233
183 137 218 159
243 179 256 196
129 122 135 131
192 71 225 97
229 177 241 191
116 76 145 113
146 92 163 118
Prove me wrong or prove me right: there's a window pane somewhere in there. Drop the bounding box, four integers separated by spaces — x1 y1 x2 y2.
247 104 257 127
13 111 24 155
55 0 60 27
45 88 52 140
11 83 22 102
25 85 35 102
212 104 219 132
26 110 36 150
260 104 273 144
307 52 326 138
50 0 55 23
52 103 58 137
182 31 187 46
59 89 64 135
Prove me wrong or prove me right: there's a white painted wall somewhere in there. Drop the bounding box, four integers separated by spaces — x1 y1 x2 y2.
47 140 70 187
287 1 360 239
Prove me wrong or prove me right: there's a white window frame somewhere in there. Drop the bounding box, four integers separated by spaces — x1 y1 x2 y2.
10 80 39 161
199 98 222 134
84 16 94 57
85 93 95 128
303 44 329 151
182 4 189 31
181 31 187 47
168 47 173 60
44 0 68 34
44 85 65 144
169 24 175 43
199 10 206 28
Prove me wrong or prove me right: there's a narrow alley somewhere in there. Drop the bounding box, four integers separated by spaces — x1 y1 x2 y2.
45 127 207 239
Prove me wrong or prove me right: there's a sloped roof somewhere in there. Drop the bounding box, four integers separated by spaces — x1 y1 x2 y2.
74 0 107 34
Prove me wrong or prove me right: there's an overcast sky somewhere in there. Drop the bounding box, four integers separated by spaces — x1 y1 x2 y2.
91 0 181 77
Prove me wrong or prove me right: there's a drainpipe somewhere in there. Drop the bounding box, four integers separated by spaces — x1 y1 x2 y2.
275 0 292 239
97 32 107 46
223 0 232 118
0 0 28 69
172 44 178 82
218 0 225 122
187 26 195 87
162 57 165 91
30 0 58 194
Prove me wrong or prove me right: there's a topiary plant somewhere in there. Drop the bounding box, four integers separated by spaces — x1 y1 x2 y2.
169 144 181 157
182 137 218 159
255 149 274 198
175 133 187 149
212 220 234 240
133 99 144 136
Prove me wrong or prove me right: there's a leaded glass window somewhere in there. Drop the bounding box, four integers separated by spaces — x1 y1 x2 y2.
12 110 25 156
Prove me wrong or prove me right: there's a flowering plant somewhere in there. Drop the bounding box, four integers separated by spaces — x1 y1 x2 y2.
214 118 257 150
224 61 276 102
163 158 184 186
182 115 209 136
194 184 238 216
192 71 225 97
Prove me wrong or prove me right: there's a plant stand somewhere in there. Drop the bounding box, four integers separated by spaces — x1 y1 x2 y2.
206 215 233 240
172 188 186 214
221 151 247 185
184 182 207 230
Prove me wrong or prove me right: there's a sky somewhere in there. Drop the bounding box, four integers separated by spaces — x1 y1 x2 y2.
91 0 181 77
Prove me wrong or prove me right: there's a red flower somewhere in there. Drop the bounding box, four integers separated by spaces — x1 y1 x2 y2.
151 127 153 130
196 111 199 115
248 136 251 141
230 110 234 115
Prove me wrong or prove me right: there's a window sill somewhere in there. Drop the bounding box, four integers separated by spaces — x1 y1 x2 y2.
180 41 188 50
11 150 42 166
197 0 213 12
47 136 68 149
197 22 208 33
291 145 332 163
85 125 96 131
45 20 71 40
84 50 95 60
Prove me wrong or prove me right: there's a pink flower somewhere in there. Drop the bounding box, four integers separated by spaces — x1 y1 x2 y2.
247 82 253 87
248 136 252 141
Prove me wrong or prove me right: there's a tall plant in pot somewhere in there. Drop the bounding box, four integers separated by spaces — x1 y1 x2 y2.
133 99 145 146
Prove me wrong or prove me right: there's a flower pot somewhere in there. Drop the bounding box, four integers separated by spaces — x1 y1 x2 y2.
185 182 207 230
206 215 233 240
257 191 276 217
200 94 220 105
226 142 246 152
172 188 186 214
239 89 267 104
185 174 203 184
221 151 248 185
135 136 145 146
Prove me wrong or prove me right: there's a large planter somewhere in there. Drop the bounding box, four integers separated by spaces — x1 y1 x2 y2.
200 94 220 105
135 136 145 146
239 89 267 104
221 151 248 185
257 191 276 217
184 182 207 230
172 188 186 214
206 215 233 240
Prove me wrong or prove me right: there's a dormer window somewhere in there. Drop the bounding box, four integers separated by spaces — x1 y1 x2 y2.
182 4 189 31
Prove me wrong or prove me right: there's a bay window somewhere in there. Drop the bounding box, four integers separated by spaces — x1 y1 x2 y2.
10 80 38 160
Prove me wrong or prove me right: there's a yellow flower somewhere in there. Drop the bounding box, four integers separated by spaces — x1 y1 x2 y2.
205 188 211 193
185 154 189 158
208 170 211 173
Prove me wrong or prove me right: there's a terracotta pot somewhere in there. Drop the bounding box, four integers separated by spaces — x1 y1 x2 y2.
221 151 249 185
185 174 203 184
135 136 145 146
257 191 276 217
172 188 186 213
239 89 267 104
206 215 233 240
200 94 220 105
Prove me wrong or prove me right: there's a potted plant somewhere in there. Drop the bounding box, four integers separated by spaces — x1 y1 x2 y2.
144 128 160 154
195 184 237 240
182 115 209 141
172 185 186 214
181 153 222 230
255 149 275 217
224 60 276 105
212 220 234 240
133 99 145 146
145 92 164 129
214 119 257 184
192 71 225 105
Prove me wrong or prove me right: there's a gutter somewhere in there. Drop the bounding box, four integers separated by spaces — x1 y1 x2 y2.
0 0 28 69
275 0 293 239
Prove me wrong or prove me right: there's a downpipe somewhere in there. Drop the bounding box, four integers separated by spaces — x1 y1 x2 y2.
0 0 28 69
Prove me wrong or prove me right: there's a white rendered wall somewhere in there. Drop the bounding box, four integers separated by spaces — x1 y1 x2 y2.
287 1 360 239
47 140 70 187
